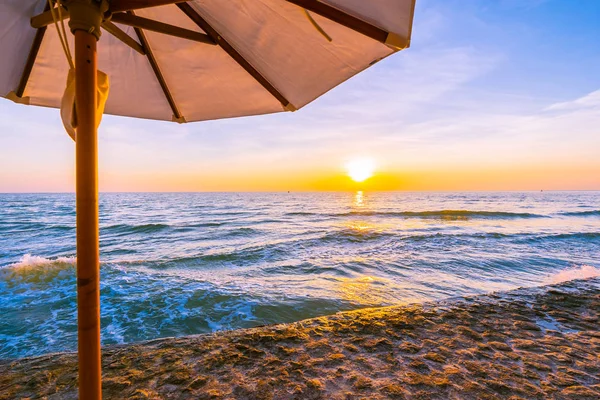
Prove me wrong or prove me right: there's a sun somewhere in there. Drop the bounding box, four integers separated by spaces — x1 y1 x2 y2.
345 158 376 182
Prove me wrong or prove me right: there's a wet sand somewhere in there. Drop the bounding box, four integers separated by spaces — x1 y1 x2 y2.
1 278 599 399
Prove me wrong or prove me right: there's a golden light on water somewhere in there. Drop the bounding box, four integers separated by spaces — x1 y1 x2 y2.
354 190 364 207
345 158 375 182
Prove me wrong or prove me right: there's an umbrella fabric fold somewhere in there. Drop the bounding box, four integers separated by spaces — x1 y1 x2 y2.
61 68 109 141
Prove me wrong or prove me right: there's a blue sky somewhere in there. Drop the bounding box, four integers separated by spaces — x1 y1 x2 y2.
1 0 599 191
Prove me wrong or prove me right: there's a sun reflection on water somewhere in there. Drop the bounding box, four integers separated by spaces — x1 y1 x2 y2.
338 275 389 306
346 222 372 232
345 191 390 235
353 190 364 207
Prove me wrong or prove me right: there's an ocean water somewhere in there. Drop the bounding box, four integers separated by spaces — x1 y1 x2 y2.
1 191 599 359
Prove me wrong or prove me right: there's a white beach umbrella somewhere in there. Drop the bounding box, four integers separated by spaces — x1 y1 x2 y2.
0 0 415 398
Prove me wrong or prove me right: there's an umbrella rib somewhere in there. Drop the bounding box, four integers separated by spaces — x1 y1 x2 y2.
176 2 295 111
16 3 51 98
286 0 408 48
110 0 186 13
110 13 216 45
30 5 68 29
102 21 146 55
31 1 187 29
129 12 184 122
31 8 215 46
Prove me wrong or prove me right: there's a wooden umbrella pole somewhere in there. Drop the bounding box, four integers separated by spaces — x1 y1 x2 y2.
74 28 101 400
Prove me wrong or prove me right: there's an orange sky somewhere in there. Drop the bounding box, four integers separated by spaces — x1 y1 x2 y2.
0 152 598 192
97 164 600 192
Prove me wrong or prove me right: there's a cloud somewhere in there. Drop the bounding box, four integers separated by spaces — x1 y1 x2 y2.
372 87 600 169
545 89 600 111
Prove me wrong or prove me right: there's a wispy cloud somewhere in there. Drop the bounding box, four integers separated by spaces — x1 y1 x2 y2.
545 90 600 111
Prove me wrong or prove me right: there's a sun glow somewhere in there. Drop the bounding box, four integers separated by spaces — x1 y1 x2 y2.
345 158 375 182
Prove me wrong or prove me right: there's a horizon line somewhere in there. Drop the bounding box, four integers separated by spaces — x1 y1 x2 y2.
1 189 599 194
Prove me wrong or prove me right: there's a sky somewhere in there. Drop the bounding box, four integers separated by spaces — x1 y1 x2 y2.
1 0 599 192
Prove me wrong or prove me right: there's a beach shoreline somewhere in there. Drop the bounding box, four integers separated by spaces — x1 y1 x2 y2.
2 277 599 399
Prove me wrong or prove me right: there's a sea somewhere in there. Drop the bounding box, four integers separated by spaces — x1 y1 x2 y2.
1 191 599 359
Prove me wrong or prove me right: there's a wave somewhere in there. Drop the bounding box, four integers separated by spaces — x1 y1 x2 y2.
46 225 75 231
319 230 599 244
5 254 76 269
534 232 600 241
1 254 76 285
547 265 600 284
560 210 600 217
186 222 226 228
102 223 171 234
392 210 544 219
320 229 393 243
400 232 511 241
285 212 315 216
287 210 545 219
219 227 261 238
150 248 270 267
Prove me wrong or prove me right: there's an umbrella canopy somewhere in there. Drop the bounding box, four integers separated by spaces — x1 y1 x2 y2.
2 0 415 122
0 1 415 398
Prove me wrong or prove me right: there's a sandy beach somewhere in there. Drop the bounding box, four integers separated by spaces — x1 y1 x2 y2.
1 277 599 399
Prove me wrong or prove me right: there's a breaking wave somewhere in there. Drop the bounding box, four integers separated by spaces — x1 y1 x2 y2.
548 265 600 284
0 254 76 286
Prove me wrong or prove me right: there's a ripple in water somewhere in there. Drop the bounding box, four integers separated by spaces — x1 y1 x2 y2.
1 191 599 358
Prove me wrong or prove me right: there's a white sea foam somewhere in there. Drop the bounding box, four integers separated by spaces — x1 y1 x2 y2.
6 254 76 269
547 265 600 284
1 254 77 286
